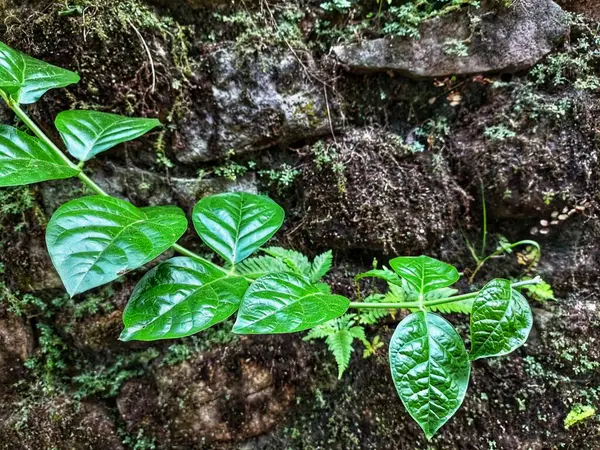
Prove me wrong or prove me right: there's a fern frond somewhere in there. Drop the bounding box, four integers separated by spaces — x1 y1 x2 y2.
326 329 354 379
425 299 473 314
355 267 402 285
358 294 391 325
310 250 333 282
315 282 332 294
235 255 288 279
348 326 368 346
263 246 311 275
425 287 459 300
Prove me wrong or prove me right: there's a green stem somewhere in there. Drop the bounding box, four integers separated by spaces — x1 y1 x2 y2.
480 182 487 259
2 93 224 272
469 239 541 283
348 277 542 310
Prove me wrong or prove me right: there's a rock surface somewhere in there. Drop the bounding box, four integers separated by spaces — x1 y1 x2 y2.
177 48 337 163
333 0 569 77
117 336 311 446
0 309 33 391
557 0 600 19
297 129 466 254
0 397 125 450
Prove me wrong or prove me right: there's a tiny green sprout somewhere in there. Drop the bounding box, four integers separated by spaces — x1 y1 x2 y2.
564 404 595 429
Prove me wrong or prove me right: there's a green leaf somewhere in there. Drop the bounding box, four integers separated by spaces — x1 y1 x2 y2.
55 110 160 162
355 267 403 285
309 250 333 282
0 41 80 104
565 404 596 429
263 246 311 275
327 329 354 379
120 257 248 341
233 273 349 334
192 192 284 265
470 279 533 360
389 256 459 296
304 314 364 378
46 196 188 296
357 294 390 325
424 299 474 315
521 278 555 302
389 312 471 439
235 255 289 279
0 125 79 186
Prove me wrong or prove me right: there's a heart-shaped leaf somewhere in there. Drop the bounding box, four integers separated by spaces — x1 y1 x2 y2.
389 312 471 439
233 272 349 334
0 125 79 186
120 257 248 341
46 196 188 296
0 41 80 104
192 192 284 265
55 110 161 162
389 256 459 296
470 279 533 360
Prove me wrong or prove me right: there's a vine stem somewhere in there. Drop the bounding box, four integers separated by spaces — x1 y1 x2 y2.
2 93 230 274
348 277 542 310
469 239 541 283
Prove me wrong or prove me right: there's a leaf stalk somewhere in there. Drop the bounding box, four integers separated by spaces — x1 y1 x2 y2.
348 277 542 310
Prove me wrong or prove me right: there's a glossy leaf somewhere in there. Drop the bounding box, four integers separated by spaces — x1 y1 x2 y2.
192 192 284 265
46 196 188 296
0 41 80 104
120 257 248 341
470 279 533 360
389 256 459 296
389 312 471 439
0 125 79 186
233 272 349 334
55 110 160 161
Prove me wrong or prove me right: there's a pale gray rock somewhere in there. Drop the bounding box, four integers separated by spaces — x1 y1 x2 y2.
333 0 569 77
177 48 338 163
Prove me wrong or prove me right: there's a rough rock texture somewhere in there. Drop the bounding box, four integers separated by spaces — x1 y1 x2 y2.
116 336 312 447
333 0 569 77
297 129 467 254
40 166 257 215
450 90 599 219
0 397 125 450
558 0 600 19
0 308 33 391
177 48 338 163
